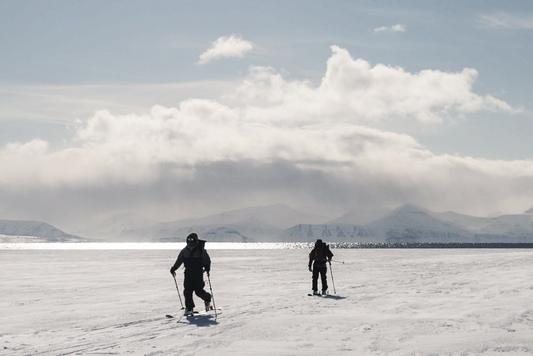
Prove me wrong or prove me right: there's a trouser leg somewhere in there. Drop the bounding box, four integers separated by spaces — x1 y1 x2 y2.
312 266 319 291
184 273 211 309
320 266 328 291
183 274 195 310
194 281 211 303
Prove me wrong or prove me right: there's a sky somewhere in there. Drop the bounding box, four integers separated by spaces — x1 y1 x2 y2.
1 0 533 228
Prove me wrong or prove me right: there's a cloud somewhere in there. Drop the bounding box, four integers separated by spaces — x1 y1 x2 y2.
478 13 533 30
374 24 406 33
232 46 516 124
197 35 254 65
0 46 529 222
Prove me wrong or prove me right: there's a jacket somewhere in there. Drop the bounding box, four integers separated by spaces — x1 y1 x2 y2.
309 244 333 269
171 240 211 276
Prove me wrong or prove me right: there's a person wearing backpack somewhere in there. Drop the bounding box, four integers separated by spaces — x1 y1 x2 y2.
170 233 212 315
308 239 333 295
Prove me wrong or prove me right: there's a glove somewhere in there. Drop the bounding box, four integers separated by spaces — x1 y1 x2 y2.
170 268 176 277
309 266 312 272
205 266 210 275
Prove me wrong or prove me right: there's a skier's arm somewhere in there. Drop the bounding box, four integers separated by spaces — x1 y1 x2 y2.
326 247 333 263
308 250 314 271
170 250 185 276
202 249 211 275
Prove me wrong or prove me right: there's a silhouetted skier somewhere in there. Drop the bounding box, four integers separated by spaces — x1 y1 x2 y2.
170 233 212 315
308 239 333 295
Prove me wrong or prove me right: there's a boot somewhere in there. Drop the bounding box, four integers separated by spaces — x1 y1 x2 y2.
205 301 212 312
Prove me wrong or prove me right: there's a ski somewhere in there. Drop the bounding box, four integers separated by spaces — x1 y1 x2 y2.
165 308 222 318
186 308 222 317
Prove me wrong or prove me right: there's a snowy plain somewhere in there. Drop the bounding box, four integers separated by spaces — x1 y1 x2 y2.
2 245 533 355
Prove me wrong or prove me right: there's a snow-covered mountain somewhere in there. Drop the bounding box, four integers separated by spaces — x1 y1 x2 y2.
0 220 82 242
7 203 533 243
159 203 329 230
115 204 327 242
364 204 476 243
281 204 533 243
327 207 391 225
78 212 158 239
281 224 374 242
119 220 283 243
432 210 533 236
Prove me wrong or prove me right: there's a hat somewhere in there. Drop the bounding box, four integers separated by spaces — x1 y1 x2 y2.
315 239 323 246
186 233 198 248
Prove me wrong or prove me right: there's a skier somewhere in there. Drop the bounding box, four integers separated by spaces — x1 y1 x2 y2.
308 239 333 295
170 233 212 315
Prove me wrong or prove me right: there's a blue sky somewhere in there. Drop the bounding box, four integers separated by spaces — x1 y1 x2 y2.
0 0 532 227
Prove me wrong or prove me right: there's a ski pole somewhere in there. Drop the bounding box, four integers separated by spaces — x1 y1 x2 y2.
331 260 344 264
172 274 184 309
207 272 218 318
329 262 336 294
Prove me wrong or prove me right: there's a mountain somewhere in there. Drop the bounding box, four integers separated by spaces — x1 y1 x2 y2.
327 207 391 225
281 224 374 242
281 204 533 243
161 203 330 230
364 204 476 243
49 202 533 244
0 220 83 242
120 220 283 243
78 212 158 239
432 211 533 235
115 204 327 242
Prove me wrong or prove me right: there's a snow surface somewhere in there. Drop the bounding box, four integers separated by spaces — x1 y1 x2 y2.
2 246 533 355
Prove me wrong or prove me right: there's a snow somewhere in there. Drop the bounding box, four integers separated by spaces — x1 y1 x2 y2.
2 245 533 355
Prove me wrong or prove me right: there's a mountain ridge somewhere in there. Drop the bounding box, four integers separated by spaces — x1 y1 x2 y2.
3 202 533 243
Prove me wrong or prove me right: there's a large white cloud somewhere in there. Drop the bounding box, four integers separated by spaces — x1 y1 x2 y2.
0 46 530 220
197 35 254 65
233 46 516 124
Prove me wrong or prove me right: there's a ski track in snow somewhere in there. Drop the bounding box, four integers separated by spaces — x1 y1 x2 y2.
2 249 533 355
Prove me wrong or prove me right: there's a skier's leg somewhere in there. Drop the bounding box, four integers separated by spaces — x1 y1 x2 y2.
321 266 328 292
193 275 211 303
312 265 319 292
183 274 195 310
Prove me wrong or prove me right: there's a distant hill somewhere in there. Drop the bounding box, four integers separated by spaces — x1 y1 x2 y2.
78 212 159 240
159 203 330 230
114 204 328 242
0 220 83 242
11 202 533 243
281 224 374 242
327 207 391 225
281 204 533 243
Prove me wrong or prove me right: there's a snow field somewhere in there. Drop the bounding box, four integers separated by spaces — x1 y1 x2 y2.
2 248 533 355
